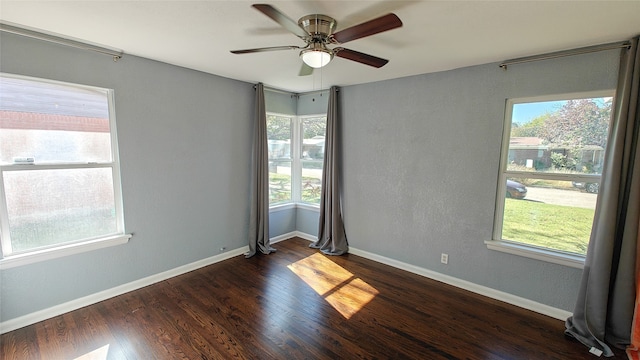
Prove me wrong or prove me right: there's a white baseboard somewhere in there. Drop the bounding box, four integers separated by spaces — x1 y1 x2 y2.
270 231 300 244
0 245 249 334
296 231 571 321
1 232 571 334
292 231 316 242
271 231 316 244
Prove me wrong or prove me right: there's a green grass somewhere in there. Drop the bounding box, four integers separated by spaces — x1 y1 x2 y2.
268 173 322 204
502 199 594 255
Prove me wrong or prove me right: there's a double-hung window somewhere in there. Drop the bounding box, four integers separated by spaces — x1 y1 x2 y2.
491 92 613 265
267 113 326 207
0 73 128 267
300 116 326 205
267 114 293 204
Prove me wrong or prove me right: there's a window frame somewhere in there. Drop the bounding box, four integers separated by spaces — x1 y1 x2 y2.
267 112 326 209
299 115 326 206
266 112 294 206
488 90 615 268
0 73 130 269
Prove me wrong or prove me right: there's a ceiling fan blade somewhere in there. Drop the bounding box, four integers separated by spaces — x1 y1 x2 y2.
332 13 402 44
334 48 389 68
252 4 309 39
298 63 314 76
231 45 302 54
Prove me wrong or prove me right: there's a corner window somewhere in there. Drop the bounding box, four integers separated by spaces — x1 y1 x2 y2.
493 93 613 257
267 113 326 207
0 73 127 262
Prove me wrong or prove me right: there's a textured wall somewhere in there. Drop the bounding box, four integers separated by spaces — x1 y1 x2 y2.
339 51 620 311
0 32 254 322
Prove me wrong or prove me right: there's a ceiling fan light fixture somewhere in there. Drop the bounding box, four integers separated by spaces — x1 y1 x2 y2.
300 45 333 68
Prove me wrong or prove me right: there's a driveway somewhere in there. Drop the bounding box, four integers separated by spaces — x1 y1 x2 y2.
524 186 598 210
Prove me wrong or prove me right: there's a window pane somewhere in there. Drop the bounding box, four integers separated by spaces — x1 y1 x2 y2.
267 115 291 160
0 76 112 164
302 160 323 204
301 117 326 160
501 178 597 255
508 98 611 175
267 115 292 204
4 168 117 252
269 160 291 204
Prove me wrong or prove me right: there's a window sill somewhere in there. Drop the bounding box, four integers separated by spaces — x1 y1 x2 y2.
0 234 132 270
269 203 320 213
269 203 296 213
296 203 320 211
485 240 584 269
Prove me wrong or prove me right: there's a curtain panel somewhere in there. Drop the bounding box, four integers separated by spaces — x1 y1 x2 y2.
566 36 640 357
246 83 275 258
310 86 348 255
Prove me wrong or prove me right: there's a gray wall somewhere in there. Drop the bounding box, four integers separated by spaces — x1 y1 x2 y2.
269 207 296 237
340 50 620 311
298 91 329 116
265 90 296 115
0 32 254 322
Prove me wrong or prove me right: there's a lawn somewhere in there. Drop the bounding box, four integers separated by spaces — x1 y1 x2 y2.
502 198 594 255
269 173 322 204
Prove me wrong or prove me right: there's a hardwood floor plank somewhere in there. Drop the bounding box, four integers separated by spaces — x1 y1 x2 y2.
1 237 621 359
0 325 40 360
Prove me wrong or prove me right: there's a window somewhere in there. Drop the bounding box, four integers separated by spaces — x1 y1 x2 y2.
300 116 326 205
267 114 293 204
267 113 326 207
493 93 613 260
0 73 128 265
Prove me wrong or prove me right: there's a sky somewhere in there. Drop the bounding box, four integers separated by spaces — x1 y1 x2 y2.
512 100 565 124
512 97 612 125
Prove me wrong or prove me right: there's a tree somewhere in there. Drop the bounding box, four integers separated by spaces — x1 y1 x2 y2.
541 99 611 148
511 114 548 138
266 115 291 140
302 117 326 139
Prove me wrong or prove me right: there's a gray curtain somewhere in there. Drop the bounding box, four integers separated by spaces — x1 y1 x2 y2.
246 83 275 258
565 36 640 357
310 86 348 255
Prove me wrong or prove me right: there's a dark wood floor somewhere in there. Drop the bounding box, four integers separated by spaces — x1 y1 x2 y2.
0 237 614 359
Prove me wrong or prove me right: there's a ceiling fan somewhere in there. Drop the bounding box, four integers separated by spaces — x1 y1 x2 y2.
230 4 403 76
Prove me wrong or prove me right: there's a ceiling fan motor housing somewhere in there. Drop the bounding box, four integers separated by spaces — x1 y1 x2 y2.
298 14 336 42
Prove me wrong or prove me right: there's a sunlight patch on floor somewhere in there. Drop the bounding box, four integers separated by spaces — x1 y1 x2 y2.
288 253 378 319
74 344 110 360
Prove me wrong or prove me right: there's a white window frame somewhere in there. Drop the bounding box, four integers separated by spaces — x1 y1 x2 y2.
298 114 326 206
0 73 130 269
486 90 614 268
267 112 326 209
267 112 295 206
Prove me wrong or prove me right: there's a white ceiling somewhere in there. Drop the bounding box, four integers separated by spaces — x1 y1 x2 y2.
1 1 639 93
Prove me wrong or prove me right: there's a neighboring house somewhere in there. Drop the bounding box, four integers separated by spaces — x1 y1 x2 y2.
509 136 605 172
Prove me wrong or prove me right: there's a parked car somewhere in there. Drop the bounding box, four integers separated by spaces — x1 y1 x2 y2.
572 181 600 194
506 180 527 199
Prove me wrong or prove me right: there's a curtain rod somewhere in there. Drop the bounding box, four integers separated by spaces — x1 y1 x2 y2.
254 84 336 96
0 22 123 61
499 40 631 70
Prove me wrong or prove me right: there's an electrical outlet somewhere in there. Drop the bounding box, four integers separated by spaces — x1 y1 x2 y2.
441 253 448 264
